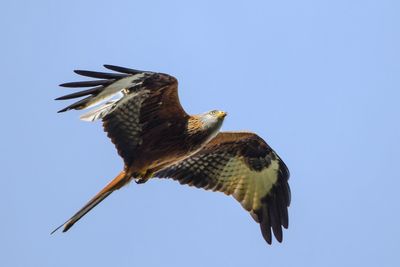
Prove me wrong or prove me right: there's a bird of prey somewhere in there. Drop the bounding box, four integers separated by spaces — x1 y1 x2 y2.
52 65 290 244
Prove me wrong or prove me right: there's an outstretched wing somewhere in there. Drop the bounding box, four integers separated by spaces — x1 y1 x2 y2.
56 65 189 166
155 132 290 244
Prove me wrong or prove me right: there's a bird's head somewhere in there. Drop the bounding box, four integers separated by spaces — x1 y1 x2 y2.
198 110 227 132
204 109 227 121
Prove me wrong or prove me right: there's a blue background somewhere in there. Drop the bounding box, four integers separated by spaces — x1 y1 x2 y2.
1 1 399 266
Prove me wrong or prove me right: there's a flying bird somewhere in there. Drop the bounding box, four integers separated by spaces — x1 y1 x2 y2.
52 65 291 244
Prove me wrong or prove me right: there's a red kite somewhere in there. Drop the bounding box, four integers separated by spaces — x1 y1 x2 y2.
52 65 290 244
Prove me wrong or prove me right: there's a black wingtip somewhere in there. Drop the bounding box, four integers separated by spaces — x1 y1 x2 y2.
263 234 272 245
50 223 65 235
55 96 92 113
103 64 144 74
57 107 69 113
261 225 272 245
73 70 85 75
59 80 111 88
74 69 127 79
62 222 73 233
55 87 102 101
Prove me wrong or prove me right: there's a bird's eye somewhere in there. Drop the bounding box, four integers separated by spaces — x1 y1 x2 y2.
210 110 217 115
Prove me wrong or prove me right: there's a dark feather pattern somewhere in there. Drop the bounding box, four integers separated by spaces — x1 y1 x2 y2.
74 70 127 79
59 79 112 88
57 65 152 114
102 91 150 165
57 96 93 113
253 159 290 243
55 87 103 100
102 72 190 168
103 64 144 74
155 132 290 245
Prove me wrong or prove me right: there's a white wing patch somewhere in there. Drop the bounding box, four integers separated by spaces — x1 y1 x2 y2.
80 99 119 122
218 157 279 211
78 74 148 122
80 72 148 113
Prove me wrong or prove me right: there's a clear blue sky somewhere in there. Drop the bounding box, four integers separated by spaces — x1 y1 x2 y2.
1 0 399 266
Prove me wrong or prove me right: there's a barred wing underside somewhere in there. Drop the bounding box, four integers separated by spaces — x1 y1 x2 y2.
155 132 290 244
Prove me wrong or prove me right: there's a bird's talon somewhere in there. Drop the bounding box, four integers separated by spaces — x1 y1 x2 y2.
135 178 148 184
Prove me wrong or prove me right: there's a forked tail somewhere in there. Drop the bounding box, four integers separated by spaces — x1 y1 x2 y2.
51 170 129 234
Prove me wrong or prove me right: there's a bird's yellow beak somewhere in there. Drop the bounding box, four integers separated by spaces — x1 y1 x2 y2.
218 111 227 119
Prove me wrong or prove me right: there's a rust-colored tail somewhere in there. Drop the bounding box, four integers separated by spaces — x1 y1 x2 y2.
51 170 129 234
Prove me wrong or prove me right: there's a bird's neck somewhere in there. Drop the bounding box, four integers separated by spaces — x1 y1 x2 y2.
187 115 222 144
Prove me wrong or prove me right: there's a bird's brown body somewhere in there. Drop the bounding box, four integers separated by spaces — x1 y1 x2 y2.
127 116 219 181
53 65 290 245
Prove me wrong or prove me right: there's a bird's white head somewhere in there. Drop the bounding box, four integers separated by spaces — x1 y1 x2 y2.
199 109 227 133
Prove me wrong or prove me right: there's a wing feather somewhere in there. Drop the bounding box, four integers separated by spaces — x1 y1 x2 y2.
59 79 112 88
103 64 144 74
74 69 127 79
155 132 290 245
57 65 188 166
55 86 103 100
